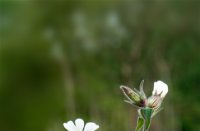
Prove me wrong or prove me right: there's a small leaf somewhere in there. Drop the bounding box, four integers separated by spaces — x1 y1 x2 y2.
139 80 146 99
140 108 153 130
135 117 144 131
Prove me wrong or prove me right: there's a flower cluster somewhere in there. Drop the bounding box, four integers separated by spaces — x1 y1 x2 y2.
120 80 168 130
120 80 168 109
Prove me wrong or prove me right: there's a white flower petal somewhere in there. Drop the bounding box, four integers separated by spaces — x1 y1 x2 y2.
63 121 77 131
75 118 84 131
84 122 99 131
152 80 168 98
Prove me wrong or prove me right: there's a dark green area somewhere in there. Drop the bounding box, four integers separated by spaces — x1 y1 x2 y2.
0 0 200 131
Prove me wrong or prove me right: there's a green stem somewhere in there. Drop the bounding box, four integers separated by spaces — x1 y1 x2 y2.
143 122 149 131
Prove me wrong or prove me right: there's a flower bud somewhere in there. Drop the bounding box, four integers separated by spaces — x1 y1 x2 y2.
120 85 146 107
147 96 162 109
120 86 141 102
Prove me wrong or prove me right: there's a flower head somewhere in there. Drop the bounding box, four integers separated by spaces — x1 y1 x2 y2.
147 80 168 109
63 118 99 131
152 81 168 98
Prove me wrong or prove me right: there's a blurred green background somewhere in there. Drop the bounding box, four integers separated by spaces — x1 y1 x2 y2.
1 0 200 131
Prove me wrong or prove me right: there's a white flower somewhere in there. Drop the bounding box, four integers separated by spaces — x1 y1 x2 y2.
152 80 168 98
63 118 99 131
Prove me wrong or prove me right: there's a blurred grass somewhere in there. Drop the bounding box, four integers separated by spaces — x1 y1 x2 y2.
1 0 200 131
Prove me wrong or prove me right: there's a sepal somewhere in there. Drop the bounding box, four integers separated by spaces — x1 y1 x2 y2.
140 108 153 130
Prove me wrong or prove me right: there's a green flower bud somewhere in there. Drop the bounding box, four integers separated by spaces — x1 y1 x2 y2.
120 85 146 107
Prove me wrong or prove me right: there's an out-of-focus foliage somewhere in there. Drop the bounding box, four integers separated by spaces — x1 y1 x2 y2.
1 0 200 131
